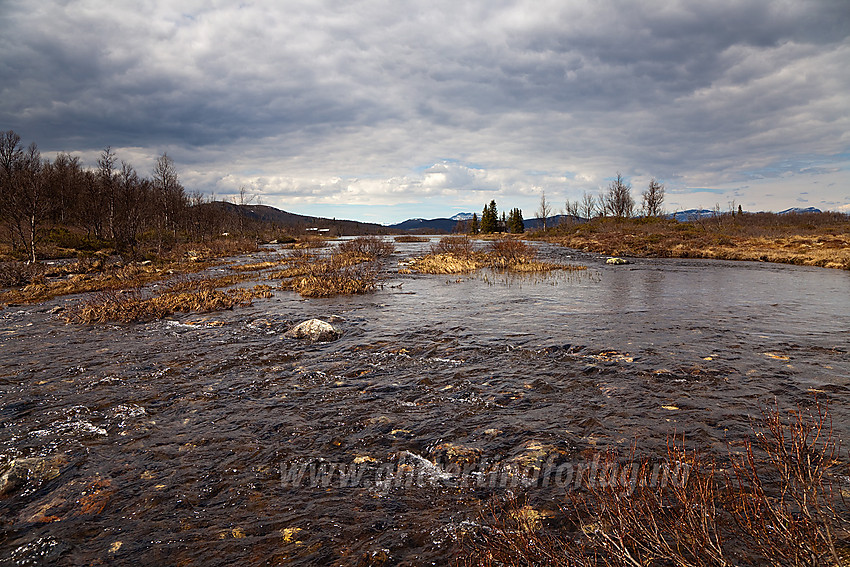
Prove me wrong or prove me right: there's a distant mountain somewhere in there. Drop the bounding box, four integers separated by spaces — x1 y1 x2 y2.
388 217 459 233
667 209 719 221
450 212 475 221
212 202 397 235
523 215 581 230
389 214 585 233
778 207 821 215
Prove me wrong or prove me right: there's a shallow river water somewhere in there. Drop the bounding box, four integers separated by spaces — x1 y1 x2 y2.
1 239 849 566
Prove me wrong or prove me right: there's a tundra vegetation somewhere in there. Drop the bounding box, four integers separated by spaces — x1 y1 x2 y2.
541 213 850 270
550 175 849 270
461 401 850 566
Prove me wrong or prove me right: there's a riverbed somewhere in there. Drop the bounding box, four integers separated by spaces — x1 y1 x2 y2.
1 239 848 565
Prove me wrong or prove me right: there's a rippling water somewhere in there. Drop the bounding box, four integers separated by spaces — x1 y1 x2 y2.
1 239 849 565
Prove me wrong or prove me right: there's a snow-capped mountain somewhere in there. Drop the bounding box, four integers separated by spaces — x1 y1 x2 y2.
777 207 821 215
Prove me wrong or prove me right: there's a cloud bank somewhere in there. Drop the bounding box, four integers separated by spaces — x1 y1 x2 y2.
2 0 848 221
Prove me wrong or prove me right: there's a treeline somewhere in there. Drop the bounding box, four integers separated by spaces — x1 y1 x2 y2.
0 130 285 263
561 173 665 221
454 174 665 236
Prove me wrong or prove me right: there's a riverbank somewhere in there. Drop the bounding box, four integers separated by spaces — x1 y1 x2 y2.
534 213 850 270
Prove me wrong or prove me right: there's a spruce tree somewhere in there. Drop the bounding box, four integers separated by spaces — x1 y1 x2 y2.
469 213 479 234
481 200 498 233
508 208 524 233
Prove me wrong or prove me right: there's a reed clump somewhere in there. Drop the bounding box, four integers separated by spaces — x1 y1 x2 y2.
407 236 586 274
288 259 379 297
66 276 273 323
460 400 850 566
394 235 430 243
270 236 389 297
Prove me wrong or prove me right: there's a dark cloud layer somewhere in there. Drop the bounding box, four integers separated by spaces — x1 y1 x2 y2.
1 0 848 219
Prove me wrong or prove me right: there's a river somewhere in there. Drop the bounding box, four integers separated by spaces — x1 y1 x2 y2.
1 238 848 565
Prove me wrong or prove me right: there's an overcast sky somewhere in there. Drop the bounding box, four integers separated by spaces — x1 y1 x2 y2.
2 0 848 223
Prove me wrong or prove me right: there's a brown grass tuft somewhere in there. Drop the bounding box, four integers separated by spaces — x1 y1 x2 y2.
394 235 430 243
406 253 485 274
408 236 587 274
268 239 386 297
66 276 273 323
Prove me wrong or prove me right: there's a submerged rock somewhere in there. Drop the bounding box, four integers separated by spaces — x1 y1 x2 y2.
284 319 341 342
0 455 66 497
606 257 630 265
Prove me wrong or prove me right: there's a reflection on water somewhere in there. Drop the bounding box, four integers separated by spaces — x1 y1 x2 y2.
1 240 849 565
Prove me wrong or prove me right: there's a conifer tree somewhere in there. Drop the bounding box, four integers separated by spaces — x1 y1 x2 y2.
481 200 498 233
508 208 524 233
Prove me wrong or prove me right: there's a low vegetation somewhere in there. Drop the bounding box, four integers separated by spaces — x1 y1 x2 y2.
394 235 430 242
270 236 394 297
539 213 850 270
0 236 265 306
405 236 587 274
66 275 273 323
461 401 850 566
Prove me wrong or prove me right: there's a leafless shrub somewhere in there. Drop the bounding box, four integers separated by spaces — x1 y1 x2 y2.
488 238 537 265
337 236 395 258
0 261 45 287
462 400 850 566
431 236 475 258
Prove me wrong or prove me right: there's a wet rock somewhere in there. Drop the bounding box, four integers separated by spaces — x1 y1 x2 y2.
0 456 65 497
606 257 630 265
284 319 341 342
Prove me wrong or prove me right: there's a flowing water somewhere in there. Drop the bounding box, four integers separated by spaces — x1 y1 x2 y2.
1 239 849 566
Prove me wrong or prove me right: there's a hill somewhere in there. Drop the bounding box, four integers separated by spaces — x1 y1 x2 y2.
212 202 397 236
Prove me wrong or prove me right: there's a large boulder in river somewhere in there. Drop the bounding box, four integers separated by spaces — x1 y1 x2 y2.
606 257 630 265
284 319 341 342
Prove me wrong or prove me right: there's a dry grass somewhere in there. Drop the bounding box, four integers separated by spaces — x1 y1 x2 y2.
460 400 850 567
406 253 486 274
288 260 379 297
66 276 273 323
407 236 587 274
394 235 430 243
541 213 850 270
268 237 389 297
0 261 220 306
229 259 289 272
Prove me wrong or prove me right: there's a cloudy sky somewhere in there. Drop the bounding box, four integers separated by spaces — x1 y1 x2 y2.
2 0 848 223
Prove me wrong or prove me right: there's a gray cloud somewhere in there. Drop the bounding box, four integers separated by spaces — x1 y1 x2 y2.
1 0 848 220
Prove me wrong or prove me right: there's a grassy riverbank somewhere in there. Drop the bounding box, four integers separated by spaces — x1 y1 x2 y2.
535 212 850 270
